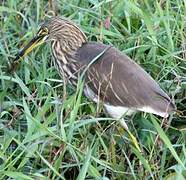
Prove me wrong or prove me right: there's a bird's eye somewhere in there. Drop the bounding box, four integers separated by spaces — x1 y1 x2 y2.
42 27 48 34
38 27 49 36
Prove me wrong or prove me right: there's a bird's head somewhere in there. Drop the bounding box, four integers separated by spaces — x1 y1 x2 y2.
13 17 87 63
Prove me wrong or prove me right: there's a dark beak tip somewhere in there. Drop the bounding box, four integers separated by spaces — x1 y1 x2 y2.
14 55 20 61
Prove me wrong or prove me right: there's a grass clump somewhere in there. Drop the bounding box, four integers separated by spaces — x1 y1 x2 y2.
0 0 186 179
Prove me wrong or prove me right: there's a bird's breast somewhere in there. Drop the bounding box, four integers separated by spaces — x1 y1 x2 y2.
51 41 83 86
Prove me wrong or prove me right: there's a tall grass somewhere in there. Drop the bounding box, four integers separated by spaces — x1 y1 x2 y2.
0 0 186 179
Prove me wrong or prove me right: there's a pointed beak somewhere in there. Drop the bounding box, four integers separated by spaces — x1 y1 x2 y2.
14 34 47 62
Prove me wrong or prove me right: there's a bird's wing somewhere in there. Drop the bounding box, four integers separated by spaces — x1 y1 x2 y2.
73 42 175 116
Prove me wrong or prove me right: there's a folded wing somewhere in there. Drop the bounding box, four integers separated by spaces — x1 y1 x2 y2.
73 42 175 117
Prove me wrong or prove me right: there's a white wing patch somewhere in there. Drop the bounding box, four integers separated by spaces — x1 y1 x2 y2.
137 106 168 118
104 104 168 119
84 86 169 118
104 104 135 119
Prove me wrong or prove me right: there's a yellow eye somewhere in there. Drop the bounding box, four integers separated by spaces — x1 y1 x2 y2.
42 27 48 34
38 27 48 36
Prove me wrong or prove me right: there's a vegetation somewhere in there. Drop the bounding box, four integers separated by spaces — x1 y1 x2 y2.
0 0 186 179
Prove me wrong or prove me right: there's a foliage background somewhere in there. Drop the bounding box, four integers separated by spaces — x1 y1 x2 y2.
0 0 186 179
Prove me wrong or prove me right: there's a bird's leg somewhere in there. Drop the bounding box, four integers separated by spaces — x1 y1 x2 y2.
119 118 141 153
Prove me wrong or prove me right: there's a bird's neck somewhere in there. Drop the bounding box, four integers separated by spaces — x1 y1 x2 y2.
61 39 86 55
51 35 86 86
51 26 87 71
51 35 86 63
55 29 87 56
51 40 85 64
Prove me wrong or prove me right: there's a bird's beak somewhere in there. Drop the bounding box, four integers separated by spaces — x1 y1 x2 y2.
14 34 47 62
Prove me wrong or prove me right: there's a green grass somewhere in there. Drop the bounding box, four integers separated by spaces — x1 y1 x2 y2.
0 0 186 179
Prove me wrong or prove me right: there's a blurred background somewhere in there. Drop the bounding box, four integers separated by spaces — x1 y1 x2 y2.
0 0 186 179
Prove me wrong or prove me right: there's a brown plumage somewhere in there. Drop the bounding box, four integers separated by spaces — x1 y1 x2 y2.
14 16 176 122
73 42 175 117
